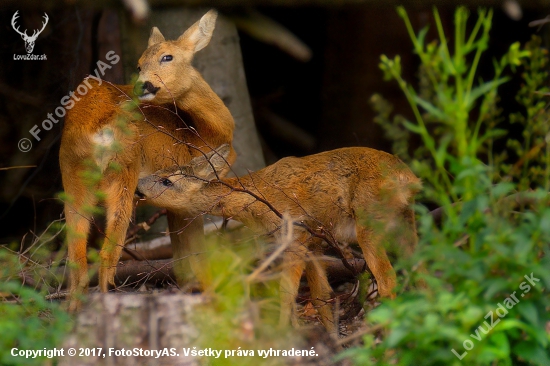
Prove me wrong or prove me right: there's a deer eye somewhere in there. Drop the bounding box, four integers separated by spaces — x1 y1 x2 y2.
137 65 141 72
160 178 173 187
161 55 173 62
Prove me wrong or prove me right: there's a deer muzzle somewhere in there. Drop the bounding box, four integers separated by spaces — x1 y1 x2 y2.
135 81 160 101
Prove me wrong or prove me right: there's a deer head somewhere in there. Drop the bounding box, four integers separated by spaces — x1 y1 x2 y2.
136 144 231 210
134 10 218 103
12 11 49 54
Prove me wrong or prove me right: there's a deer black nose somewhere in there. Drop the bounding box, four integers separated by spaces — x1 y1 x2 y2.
142 81 160 94
135 189 145 199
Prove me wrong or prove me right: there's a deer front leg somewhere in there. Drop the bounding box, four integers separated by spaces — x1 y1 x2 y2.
355 223 396 299
279 244 307 328
167 211 205 288
98 171 138 292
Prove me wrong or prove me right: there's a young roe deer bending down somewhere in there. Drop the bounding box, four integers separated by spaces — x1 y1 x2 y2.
59 10 236 311
136 145 421 335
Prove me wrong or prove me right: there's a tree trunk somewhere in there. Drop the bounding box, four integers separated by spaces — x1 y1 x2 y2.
60 294 203 366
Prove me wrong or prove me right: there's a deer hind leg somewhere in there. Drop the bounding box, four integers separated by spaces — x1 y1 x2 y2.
355 223 396 299
167 211 205 288
279 243 308 329
98 170 138 292
64 180 98 312
305 252 337 336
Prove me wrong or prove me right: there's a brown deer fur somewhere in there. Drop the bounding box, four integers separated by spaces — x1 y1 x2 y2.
59 10 235 311
136 145 421 335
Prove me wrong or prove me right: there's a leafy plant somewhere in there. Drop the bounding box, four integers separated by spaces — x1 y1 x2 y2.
502 36 550 191
340 6 550 365
191 227 301 366
0 238 71 365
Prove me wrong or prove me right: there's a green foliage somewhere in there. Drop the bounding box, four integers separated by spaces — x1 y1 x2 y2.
191 235 299 366
345 6 550 365
502 36 550 190
0 247 71 365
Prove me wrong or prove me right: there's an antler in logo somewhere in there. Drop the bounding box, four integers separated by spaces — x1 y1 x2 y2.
11 11 49 54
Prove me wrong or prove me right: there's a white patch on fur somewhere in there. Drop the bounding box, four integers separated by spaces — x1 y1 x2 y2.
138 93 155 101
92 127 115 172
92 128 115 147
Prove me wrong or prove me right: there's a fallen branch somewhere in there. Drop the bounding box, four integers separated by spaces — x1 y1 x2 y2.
121 219 243 261
110 256 366 290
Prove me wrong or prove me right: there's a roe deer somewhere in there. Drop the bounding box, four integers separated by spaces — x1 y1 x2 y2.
59 10 236 311
136 145 421 335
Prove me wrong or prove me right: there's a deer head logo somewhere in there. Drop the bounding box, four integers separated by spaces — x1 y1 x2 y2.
11 11 49 54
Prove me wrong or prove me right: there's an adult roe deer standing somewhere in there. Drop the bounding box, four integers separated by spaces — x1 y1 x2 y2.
59 10 236 311
136 145 421 335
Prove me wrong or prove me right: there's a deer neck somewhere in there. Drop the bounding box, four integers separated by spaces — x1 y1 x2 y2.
175 74 234 144
195 177 257 220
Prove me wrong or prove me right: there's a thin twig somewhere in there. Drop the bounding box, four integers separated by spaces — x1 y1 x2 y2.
0 165 36 170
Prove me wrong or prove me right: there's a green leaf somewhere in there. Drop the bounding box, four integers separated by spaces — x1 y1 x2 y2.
369 306 392 323
467 77 509 107
477 128 508 145
513 341 550 366
413 95 448 121
386 327 408 348
483 278 509 299
492 318 524 331
515 301 540 328
488 331 510 358
491 182 515 199
435 134 452 167
403 120 424 134
417 27 429 50
496 319 548 346
539 209 550 236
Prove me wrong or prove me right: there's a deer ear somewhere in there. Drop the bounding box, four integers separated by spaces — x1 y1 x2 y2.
191 144 230 180
210 144 231 171
148 27 165 47
177 9 217 53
